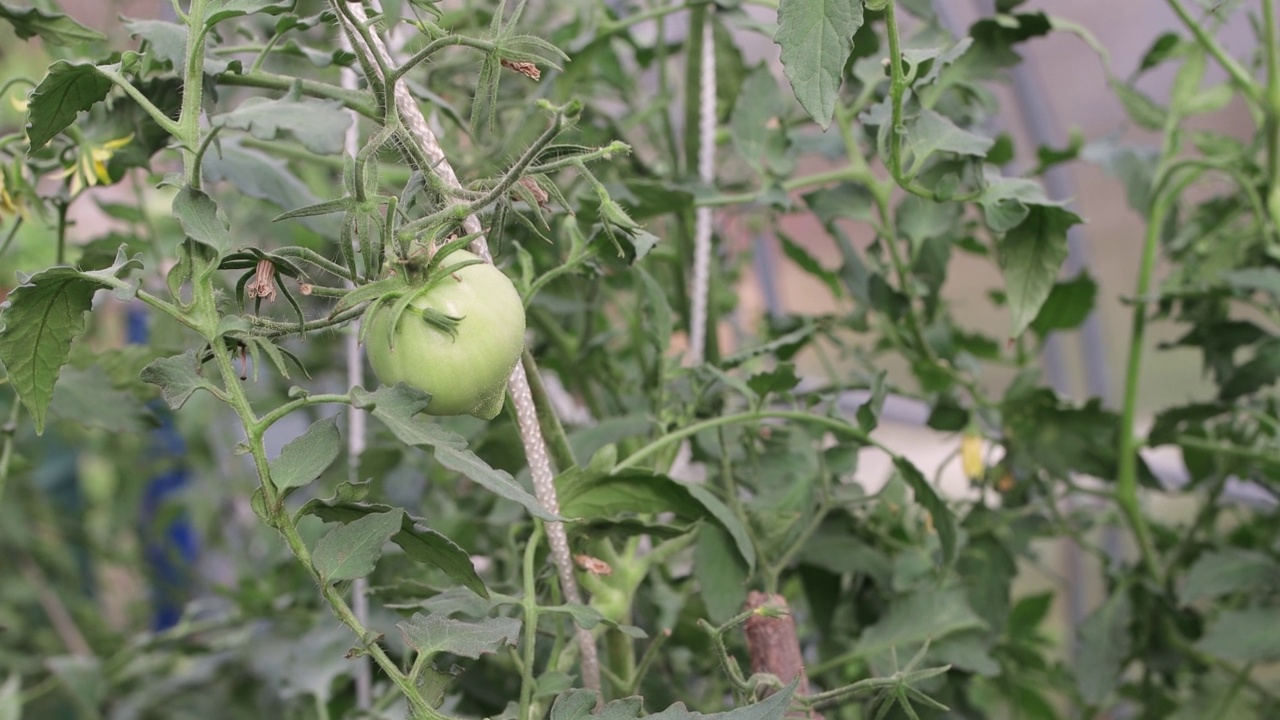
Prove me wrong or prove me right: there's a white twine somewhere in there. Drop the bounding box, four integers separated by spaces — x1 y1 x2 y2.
687 16 717 367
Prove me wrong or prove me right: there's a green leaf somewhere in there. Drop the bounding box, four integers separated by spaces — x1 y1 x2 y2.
172 187 231 255
1111 80 1165 130
979 176 1057 233
203 142 340 237
774 0 863 128
730 66 786 173
0 2 105 45
777 231 841 296
1030 272 1097 335
25 60 113 151
893 457 957 565
904 108 995 174
139 351 217 410
857 370 888 432
206 0 293 28
1075 587 1132 705
214 97 352 155
270 415 341 491
693 521 749 624
0 249 141 434
998 205 1079 337
49 365 152 432
1220 340 1280 400
1179 549 1278 605
1195 608 1280 664
300 496 487 597
747 362 801 398
397 612 521 660
312 508 404 583
852 588 986 659
550 671 797 720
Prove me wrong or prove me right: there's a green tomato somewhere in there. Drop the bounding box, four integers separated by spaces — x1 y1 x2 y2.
365 250 526 420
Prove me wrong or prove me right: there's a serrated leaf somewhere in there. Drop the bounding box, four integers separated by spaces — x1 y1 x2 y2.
312 508 404 583
999 205 1079 337
203 142 339 236
353 384 559 521
270 415 341 490
434 445 560 521
140 351 217 410
206 0 293 27
172 187 231 255
215 97 352 155
300 495 487 597
25 60 113 150
905 108 995 174
774 0 862 128
0 250 141 434
852 588 985 659
397 612 521 660
1075 587 1131 705
1030 272 1097 335
777 230 841 296
893 457 957 565
550 677 796 720
1195 608 1280 664
49 365 152 432
0 1 105 45
1179 549 1278 605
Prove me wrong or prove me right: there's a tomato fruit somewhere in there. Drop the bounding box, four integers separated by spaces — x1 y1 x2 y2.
364 250 526 420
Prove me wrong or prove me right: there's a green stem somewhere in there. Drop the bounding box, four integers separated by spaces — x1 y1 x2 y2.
1164 0 1265 106
101 70 182 138
518 524 543 720
179 2 210 187
695 166 862 207
256 393 353 433
216 71 378 118
1263 0 1280 231
617 410 876 471
210 342 440 719
1115 191 1172 584
0 396 23 504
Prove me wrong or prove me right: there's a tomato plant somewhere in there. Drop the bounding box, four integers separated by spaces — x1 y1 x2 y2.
365 249 526 420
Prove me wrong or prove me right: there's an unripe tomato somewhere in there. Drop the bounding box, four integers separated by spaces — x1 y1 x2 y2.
364 250 525 420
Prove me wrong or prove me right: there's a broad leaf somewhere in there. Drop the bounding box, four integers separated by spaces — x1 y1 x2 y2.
25 60 113 150
998 205 1079 337
904 108 995 173
852 588 986 660
270 415 341 490
206 0 293 28
172 187 231 255
0 1 105 45
1196 608 1280 664
312 508 404 583
49 365 152 432
1030 272 1097 335
550 679 796 720
140 351 218 410
894 457 958 565
774 0 862 128
397 612 521 659
300 496 487 597
1179 549 1278 605
693 522 748 624
0 248 141 434
355 385 558 521
1075 586 1132 705
214 97 352 155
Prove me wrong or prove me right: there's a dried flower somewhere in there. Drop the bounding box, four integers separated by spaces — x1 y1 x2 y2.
501 59 541 81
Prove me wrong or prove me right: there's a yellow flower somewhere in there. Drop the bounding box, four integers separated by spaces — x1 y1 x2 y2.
56 133 133 195
960 431 984 480
0 167 30 221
